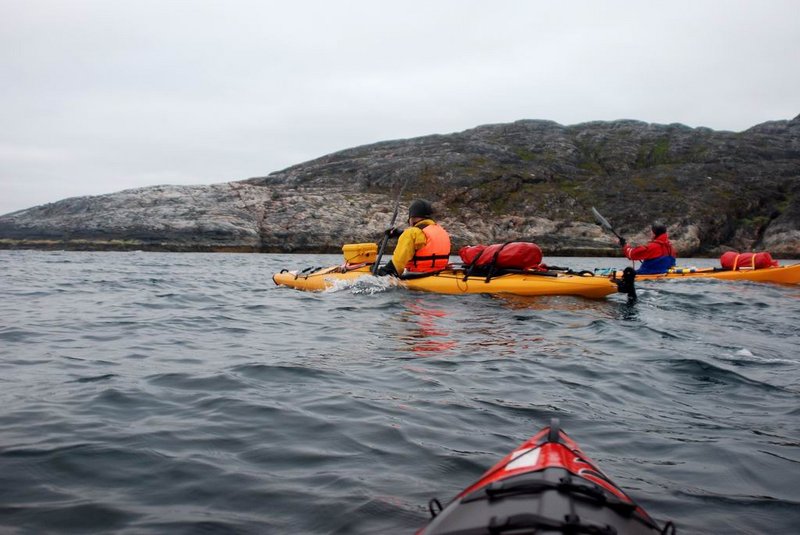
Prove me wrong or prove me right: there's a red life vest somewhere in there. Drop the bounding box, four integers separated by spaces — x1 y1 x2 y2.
406 223 451 272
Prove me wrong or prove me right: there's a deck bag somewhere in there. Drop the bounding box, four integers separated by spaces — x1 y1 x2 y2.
342 243 378 266
720 251 779 270
459 242 544 281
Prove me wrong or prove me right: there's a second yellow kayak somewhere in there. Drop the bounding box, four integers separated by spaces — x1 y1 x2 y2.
600 263 800 285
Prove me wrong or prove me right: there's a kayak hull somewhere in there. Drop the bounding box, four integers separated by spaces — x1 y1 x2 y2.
418 419 669 535
273 265 621 299
621 263 800 284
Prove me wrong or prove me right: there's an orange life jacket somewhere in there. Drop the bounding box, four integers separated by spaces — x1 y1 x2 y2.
405 223 451 272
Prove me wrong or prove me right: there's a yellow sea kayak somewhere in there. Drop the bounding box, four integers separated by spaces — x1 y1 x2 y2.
602 263 800 285
272 264 628 299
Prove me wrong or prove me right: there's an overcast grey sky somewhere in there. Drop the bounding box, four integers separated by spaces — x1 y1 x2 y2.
1 0 798 215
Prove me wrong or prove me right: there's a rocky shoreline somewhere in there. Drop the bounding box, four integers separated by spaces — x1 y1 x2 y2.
2 116 799 257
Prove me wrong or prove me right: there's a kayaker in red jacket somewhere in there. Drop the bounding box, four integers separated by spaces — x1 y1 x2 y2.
621 223 676 274
376 199 451 276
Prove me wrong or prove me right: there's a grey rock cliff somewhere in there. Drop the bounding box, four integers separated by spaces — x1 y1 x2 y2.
2 115 799 257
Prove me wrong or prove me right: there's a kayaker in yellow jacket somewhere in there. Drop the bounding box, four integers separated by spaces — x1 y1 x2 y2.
376 199 452 276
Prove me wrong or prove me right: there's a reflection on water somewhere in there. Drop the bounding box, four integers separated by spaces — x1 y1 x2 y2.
392 296 605 356
493 294 617 313
493 293 641 321
396 300 458 354
616 301 640 321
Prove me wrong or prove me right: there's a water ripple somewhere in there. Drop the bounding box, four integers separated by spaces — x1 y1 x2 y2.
1 251 798 534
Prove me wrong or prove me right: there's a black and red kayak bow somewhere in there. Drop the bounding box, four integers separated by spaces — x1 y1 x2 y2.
418 419 675 534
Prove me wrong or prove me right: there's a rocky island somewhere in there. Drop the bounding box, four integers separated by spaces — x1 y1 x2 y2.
1 115 799 257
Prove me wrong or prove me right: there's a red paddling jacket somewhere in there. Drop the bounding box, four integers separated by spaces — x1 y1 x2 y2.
623 233 676 274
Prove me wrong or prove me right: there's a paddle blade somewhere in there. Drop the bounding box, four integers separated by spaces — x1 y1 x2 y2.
591 206 614 231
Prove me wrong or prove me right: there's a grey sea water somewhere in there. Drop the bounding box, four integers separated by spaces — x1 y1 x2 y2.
1 250 799 534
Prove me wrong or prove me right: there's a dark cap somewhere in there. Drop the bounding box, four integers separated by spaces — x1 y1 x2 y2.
408 199 433 219
651 222 667 236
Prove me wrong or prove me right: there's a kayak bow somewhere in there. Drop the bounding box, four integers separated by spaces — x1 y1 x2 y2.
419 419 674 535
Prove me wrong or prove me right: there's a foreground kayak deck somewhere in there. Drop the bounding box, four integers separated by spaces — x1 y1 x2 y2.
419 419 673 535
604 262 800 284
273 265 630 299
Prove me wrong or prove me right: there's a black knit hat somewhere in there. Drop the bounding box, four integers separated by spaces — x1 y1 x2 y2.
651 222 667 236
408 199 433 219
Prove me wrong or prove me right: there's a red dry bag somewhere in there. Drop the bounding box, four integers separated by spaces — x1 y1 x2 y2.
459 242 543 270
720 251 779 270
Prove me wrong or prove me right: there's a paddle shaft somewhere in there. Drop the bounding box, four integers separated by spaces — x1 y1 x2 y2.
592 206 638 270
372 179 408 275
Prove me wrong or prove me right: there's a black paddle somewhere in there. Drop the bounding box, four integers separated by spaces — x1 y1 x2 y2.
591 206 624 242
372 178 409 275
592 207 637 301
